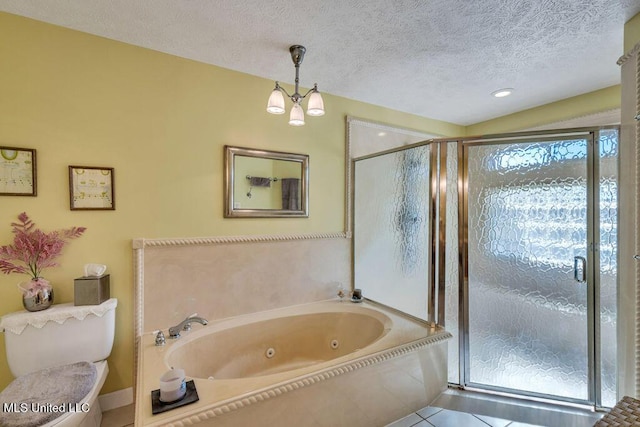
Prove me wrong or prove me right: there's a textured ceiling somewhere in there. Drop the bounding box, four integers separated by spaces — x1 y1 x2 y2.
1 0 640 125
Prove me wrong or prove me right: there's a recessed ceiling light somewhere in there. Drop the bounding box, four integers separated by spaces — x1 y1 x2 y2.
377 132 387 137
492 88 514 98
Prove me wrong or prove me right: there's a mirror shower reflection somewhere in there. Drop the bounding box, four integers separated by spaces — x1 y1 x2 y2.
224 146 309 218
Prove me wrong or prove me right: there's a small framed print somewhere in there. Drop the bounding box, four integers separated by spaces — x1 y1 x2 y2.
69 166 115 210
0 146 37 196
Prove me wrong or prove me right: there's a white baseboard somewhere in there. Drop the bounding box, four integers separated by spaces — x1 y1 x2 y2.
99 387 134 412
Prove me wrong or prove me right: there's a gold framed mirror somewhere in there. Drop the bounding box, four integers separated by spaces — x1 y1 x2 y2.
224 146 309 218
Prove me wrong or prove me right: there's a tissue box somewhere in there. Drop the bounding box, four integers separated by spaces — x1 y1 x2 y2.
74 274 110 306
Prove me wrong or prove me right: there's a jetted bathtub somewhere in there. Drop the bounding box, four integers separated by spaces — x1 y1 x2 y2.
135 300 451 426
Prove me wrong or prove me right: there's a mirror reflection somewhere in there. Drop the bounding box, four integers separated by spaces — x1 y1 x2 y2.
225 146 309 218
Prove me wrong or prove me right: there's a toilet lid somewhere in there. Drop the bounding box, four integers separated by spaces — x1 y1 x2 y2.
0 361 97 427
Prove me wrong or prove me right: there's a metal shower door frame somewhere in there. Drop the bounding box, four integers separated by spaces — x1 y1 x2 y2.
450 127 611 408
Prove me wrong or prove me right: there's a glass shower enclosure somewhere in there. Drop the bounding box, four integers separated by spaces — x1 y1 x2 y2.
352 127 618 409
353 143 434 321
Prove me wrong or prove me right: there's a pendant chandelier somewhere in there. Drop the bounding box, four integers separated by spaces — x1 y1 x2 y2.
266 45 325 126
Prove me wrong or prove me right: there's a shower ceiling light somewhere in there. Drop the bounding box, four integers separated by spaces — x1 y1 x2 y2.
266 45 325 126
492 88 514 98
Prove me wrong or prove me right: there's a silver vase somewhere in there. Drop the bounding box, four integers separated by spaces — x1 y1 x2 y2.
21 283 54 312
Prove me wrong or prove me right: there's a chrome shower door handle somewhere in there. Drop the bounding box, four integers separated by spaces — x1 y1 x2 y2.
573 256 587 283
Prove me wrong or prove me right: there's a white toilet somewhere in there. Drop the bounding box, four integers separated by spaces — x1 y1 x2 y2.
0 298 117 427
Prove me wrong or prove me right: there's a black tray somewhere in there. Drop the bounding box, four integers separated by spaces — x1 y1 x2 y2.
151 380 199 415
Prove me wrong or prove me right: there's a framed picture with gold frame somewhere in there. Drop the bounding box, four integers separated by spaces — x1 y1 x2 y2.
0 146 37 196
68 166 115 210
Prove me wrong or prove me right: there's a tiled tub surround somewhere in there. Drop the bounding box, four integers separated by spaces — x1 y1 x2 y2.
135 300 451 426
134 233 451 425
134 233 351 335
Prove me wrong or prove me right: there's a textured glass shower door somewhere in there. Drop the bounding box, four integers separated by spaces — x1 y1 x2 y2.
354 144 432 320
465 136 592 401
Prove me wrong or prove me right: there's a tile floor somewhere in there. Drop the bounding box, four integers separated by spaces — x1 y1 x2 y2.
386 406 543 427
387 389 604 427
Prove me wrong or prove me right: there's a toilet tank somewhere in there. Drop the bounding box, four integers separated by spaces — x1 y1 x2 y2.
1 299 117 377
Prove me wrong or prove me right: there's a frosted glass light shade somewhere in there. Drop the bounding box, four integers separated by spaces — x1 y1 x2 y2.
289 103 305 126
266 88 285 114
307 91 325 116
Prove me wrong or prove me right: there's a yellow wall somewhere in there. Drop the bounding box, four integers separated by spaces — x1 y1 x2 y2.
0 12 464 393
466 85 620 135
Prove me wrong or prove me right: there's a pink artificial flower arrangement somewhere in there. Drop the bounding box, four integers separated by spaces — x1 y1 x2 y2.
0 212 86 294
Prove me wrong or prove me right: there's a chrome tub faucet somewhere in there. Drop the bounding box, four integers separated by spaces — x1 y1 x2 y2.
168 315 208 339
